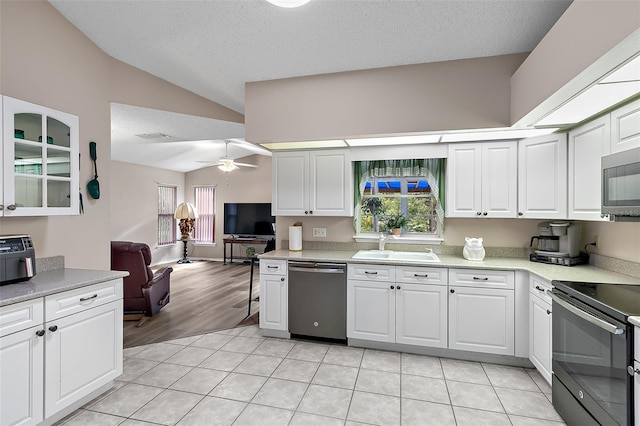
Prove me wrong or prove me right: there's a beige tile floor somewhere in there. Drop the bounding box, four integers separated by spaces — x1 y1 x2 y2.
57 325 566 426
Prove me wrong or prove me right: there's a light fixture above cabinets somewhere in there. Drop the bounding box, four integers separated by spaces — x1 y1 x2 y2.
535 54 640 127
259 128 559 150
265 0 311 8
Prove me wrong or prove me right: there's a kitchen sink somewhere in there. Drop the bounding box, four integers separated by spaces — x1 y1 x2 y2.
352 250 441 263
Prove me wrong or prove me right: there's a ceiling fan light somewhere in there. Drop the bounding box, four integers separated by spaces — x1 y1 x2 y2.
218 161 238 172
265 0 311 8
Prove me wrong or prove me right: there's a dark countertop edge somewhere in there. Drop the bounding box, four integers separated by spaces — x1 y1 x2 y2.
0 268 129 307
259 249 640 285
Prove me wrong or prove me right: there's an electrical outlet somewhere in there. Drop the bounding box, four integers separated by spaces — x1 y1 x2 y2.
313 227 327 238
595 235 599 248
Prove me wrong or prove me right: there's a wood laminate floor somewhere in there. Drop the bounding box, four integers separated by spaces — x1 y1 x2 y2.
123 260 259 348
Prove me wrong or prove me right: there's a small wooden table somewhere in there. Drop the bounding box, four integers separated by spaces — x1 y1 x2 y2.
223 237 269 265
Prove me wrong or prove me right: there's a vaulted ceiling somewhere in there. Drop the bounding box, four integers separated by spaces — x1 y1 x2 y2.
50 0 572 171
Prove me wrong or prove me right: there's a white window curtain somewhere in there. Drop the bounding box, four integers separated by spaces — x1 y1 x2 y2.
194 186 215 244
158 185 176 246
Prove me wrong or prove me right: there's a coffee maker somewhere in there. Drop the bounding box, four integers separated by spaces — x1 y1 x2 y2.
530 222 586 266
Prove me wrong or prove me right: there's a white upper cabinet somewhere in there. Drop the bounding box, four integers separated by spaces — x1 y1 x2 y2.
272 149 353 216
611 98 640 153
446 141 517 218
2 96 79 216
518 134 567 219
568 115 611 221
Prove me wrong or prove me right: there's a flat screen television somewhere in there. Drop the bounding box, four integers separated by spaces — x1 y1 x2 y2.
223 203 275 237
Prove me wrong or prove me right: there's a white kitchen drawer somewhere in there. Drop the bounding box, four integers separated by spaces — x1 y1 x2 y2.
529 274 552 304
260 259 287 275
348 264 395 282
45 279 123 321
396 266 447 286
448 268 514 290
0 298 44 338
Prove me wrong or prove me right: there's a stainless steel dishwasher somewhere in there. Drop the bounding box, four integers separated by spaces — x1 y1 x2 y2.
288 261 347 341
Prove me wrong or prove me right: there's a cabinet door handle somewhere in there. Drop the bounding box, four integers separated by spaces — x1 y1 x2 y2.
473 277 488 281
80 294 98 302
396 285 401 290
483 212 488 216
390 285 395 289
309 211 313 214
48 325 58 332
546 309 552 315
280 277 285 282
450 289 455 293
518 212 523 216
35 330 45 337
535 285 545 292
476 212 481 216
413 274 429 278
304 211 309 215
6 204 17 211
364 271 378 275
0 204 3 211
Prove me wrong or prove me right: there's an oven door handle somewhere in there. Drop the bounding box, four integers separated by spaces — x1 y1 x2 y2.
548 290 625 335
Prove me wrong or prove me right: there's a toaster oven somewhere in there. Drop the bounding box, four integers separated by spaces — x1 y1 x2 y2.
0 235 36 285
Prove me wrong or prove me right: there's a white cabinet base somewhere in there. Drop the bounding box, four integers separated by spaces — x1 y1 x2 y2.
0 326 44 426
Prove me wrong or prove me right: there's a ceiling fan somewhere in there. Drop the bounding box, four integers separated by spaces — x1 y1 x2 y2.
198 140 258 172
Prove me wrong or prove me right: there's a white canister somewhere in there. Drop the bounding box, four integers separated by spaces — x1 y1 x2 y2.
289 226 303 251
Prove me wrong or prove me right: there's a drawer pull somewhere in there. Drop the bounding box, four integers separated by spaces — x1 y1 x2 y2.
267 265 279 269
397 285 401 290
390 285 395 289
80 294 98 302
35 330 45 337
535 285 545 292
364 271 378 275
473 277 488 281
48 325 58 332
413 274 429 278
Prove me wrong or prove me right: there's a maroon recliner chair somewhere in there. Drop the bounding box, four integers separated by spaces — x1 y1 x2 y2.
111 241 172 317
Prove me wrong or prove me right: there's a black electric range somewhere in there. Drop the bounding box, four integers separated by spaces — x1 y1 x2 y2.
550 279 640 426
552 280 640 322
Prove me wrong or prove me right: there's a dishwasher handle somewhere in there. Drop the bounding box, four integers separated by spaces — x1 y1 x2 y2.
289 267 345 274
288 261 346 274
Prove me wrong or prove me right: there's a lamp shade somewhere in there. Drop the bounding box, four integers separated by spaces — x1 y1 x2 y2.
174 202 198 219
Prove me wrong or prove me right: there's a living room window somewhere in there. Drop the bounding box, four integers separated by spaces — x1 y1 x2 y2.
194 186 215 244
157 184 176 247
354 159 445 240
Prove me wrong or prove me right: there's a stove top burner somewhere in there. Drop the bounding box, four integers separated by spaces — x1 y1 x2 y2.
552 280 640 322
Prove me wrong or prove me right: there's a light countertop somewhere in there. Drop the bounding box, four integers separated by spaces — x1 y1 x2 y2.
260 249 640 285
0 268 128 307
630 317 640 327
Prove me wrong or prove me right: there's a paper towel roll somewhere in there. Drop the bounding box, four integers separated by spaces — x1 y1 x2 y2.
289 226 302 251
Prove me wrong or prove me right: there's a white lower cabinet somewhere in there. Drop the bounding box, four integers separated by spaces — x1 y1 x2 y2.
448 269 515 356
529 275 553 385
0 279 123 426
259 260 288 331
348 265 447 348
348 279 395 343
45 300 122 416
0 324 44 426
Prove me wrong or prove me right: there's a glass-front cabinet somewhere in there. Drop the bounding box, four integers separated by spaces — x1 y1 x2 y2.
2 96 79 216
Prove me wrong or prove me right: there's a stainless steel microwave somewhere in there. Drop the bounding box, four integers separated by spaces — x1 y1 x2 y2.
602 146 640 221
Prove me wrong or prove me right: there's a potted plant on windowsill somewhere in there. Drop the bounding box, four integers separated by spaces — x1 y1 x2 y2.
385 213 408 235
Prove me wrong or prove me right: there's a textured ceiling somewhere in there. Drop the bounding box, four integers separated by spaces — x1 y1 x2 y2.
50 0 572 172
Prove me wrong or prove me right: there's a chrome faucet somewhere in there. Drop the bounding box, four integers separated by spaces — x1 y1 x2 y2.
379 233 397 251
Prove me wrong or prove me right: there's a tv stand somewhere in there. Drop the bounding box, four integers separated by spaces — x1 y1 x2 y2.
223 237 270 265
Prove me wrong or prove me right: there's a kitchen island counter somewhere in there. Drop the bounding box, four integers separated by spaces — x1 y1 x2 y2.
260 249 639 285
0 268 128 307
